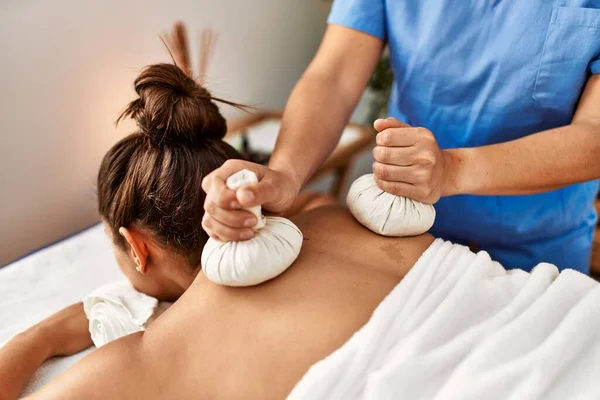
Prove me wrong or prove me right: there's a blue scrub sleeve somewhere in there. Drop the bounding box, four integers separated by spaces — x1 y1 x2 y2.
590 59 600 75
328 0 387 41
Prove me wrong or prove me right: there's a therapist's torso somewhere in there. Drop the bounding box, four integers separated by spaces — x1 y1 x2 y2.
329 0 600 271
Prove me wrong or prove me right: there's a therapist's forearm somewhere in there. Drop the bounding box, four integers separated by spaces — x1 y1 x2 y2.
267 25 384 191
447 121 600 196
268 70 357 190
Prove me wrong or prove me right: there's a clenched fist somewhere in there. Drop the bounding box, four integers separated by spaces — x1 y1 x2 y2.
201 160 300 242
372 117 453 204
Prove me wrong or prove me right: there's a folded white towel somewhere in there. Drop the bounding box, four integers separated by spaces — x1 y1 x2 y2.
82 281 161 347
289 239 600 399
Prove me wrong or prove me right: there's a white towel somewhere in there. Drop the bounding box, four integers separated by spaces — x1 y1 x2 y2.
288 239 600 399
82 281 161 347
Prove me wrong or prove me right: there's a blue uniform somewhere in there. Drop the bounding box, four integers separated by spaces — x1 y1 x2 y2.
329 0 600 272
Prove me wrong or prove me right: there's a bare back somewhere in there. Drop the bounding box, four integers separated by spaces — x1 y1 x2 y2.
30 206 433 400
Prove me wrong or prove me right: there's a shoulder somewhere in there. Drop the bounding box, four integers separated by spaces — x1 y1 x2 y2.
290 204 354 232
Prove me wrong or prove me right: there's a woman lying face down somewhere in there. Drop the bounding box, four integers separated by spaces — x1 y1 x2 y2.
3 63 434 400
100 63 333 299
0 63 334 400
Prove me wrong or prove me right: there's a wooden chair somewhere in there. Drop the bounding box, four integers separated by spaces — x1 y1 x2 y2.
226 110 373 197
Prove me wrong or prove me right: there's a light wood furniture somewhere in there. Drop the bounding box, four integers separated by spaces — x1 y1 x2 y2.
226 110 373 197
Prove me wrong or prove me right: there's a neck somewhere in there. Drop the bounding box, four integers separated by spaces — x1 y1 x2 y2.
170 266 197 295
155 254 198 301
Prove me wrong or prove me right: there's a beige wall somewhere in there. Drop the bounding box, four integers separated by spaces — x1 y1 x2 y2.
0 0 329 266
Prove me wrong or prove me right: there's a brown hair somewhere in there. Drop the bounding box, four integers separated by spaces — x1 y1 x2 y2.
98 63 241 267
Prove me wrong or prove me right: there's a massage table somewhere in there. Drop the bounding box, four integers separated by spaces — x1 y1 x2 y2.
0 225 122 396
3 226 600 398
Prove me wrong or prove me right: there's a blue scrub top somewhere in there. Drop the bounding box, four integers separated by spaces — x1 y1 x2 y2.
329 0 600 272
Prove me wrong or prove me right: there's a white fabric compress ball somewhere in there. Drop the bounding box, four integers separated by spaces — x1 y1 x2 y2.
202 169 303 287
346 174 435 237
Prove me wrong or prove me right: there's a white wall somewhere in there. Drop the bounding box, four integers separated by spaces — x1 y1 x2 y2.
0 0 329 266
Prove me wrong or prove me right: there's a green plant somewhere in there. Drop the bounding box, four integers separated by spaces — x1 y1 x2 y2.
365 51 394 124
369 53 394 92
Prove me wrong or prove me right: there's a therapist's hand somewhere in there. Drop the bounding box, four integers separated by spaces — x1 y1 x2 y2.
372 117 452 204
201 160 300 242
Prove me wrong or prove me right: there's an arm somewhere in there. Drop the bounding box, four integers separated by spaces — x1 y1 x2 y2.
373 75 600 202
269 25 384 190
201 25 383 241
24 333 151 400
0 303 92 400
447 74 600 195
0 329 53 400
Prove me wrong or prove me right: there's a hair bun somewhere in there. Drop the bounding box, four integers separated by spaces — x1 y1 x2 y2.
118 63 227 145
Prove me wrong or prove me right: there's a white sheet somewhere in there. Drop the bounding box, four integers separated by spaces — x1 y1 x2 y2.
5 229 600 398
0 224 123 396
289 239 600 399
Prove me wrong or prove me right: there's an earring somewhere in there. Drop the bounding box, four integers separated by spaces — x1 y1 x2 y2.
136 265 142 273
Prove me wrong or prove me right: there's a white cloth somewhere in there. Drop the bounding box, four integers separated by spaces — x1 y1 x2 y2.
346 174 435 236
202 169 303 287
288 239 600 399
223 169 267 230
82 281 161 348
0 225 123 397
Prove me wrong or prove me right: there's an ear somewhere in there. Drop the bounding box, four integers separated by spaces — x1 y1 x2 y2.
118 227 150 274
